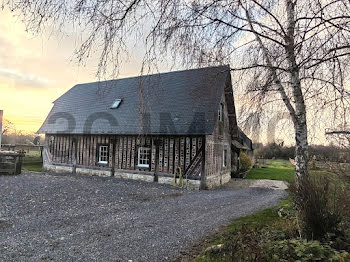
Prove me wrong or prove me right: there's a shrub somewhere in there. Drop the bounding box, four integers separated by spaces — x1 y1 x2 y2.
254 143 350 162
338 190 350 218
240 151 252 172
266 239 350 262
204 224 267 261
254 143 295 160
203 224 350 262
326 218 350 253
310 155 317 170
289 176 343 240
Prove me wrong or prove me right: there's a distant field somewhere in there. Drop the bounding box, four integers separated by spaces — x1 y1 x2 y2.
246 159 348 186
22 151 42 172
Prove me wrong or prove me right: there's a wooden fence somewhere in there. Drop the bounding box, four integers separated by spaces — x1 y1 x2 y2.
1 144 43 156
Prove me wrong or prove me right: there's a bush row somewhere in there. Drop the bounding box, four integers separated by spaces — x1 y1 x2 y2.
254 143 350 162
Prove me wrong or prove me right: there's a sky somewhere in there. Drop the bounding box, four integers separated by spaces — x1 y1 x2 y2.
0 8 329 145
0 9 146 134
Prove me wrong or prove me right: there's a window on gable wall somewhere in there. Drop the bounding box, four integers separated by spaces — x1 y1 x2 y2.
223 148 228 167
218 103 224 122
98 145 109 164
138 147 151 168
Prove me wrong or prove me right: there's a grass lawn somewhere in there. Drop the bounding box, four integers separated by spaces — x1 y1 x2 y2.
246 159 295 182
22 151 43 172
246 159 344 185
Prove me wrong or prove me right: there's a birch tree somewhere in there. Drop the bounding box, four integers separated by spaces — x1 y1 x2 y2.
4 0 350 178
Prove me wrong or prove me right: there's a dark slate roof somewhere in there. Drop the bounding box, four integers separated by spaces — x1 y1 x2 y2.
237 128 253 150
38 65 232 135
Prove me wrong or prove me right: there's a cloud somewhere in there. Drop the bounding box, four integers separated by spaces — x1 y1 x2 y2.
0 67 50 88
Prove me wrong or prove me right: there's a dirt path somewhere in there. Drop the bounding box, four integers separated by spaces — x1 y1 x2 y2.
222 178 289 190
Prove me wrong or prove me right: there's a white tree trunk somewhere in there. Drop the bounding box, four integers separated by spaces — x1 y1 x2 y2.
286 0 309 179
294 112 309 178
244 0 310 179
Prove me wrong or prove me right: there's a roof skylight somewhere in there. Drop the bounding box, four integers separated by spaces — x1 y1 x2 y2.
111 99 122 109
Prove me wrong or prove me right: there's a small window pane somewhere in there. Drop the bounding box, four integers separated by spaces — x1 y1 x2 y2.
218 103 224 122
99 145 109 164
223 149 227 167
111 99 122 109
138 147 150 168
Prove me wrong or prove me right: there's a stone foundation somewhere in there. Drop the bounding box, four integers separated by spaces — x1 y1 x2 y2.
76 167 111 177
158 176 201 190
115 172 200 189
43 164 201 189
205 172 231 189
43 164 73 174
114 171 154 182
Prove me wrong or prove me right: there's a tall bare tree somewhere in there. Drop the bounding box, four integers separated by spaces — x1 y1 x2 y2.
5 0 350 178
2 119 15 136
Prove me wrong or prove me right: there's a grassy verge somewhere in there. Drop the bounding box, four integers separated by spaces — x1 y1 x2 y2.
193 198 293 262
22 151 43 172
193 160 350 261
226 198 292 231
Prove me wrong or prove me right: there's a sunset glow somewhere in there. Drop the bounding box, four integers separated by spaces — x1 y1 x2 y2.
0 8 333 145
0 9 143 133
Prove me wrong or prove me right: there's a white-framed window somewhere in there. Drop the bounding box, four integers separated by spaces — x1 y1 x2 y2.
223 148 228 167
98 145 109 164
110 98 122 109
138 147 151 168
218 103 224 122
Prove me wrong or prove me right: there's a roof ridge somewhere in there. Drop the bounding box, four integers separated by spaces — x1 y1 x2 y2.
73 64 230 87
53 65 230 104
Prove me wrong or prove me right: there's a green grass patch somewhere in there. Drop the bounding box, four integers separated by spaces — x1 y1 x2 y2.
226 198 292 230
200 199 292 247
193 198 293 262
246 159 346 185
246 159 295 183
22 151 43 172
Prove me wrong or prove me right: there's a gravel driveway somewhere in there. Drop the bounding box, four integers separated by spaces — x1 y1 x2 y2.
0 172 286 262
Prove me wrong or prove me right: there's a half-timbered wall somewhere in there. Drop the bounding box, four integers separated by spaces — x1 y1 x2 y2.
205 91 232 188
46 134 204 179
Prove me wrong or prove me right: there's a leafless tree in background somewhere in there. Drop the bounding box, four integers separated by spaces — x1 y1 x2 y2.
2 119 15 136
3 0 350 179
324 130 350 184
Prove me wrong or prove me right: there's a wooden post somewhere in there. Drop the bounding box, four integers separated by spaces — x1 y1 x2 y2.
200 136 206 190
72 137 77 174
0 110 3 149
14 155 19 175
153 138 160 182
111 138 116 176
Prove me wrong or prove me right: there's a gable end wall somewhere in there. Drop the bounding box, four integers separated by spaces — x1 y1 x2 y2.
204 92 232 189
